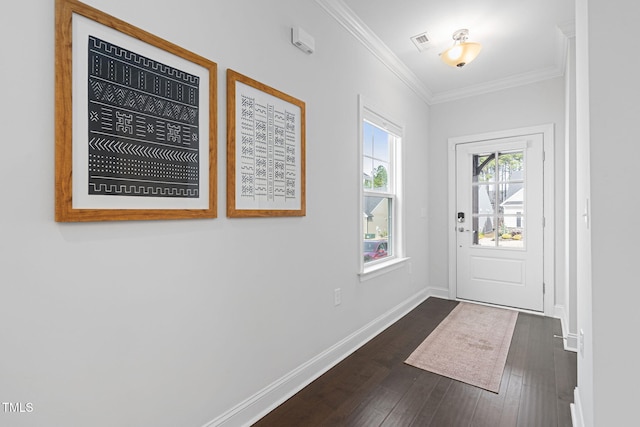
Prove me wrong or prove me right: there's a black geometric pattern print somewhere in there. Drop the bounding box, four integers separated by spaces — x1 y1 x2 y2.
87 36 200 198
238 93 297 202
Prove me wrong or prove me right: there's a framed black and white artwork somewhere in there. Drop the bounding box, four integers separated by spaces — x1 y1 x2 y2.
55 0 217 221
226 69 306 218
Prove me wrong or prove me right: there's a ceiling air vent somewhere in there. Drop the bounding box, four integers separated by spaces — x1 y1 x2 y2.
410 32 431 52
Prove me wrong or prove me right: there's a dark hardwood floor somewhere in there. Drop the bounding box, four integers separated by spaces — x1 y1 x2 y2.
253 297 577 427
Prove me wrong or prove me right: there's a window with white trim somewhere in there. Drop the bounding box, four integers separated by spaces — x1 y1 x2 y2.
360 102 404 275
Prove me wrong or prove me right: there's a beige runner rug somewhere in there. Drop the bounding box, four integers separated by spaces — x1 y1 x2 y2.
405 302 518 393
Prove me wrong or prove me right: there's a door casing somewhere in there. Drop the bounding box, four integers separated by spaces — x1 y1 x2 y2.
447 124 555 315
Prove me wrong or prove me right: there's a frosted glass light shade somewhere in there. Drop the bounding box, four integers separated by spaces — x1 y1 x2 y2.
441 42 482 68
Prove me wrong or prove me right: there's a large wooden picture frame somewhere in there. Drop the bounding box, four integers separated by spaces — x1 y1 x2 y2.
226 69 306 217
55 0 217 222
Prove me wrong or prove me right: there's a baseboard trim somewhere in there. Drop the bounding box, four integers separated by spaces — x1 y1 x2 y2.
554 305 578 352
203 289 431 427
571 387 585 427
426 286 449 299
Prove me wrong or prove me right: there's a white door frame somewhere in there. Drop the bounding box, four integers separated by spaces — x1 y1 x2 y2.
447 124 555 315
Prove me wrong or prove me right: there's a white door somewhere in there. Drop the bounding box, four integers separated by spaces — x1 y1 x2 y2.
455 134 544 311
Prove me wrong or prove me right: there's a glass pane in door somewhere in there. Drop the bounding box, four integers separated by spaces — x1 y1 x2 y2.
474 184 495 215
471 150 526 249
473 153 496 182
497 215 525 248
474 215 495 246
497 151 524 182
472 183 496 246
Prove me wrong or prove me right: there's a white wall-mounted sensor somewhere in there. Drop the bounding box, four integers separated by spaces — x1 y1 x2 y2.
291 27 315 54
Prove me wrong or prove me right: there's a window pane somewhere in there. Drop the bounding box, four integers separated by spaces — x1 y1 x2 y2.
474 215 496 246
473 153 495 182
500 183 524 219
498 215 525 248
363 196 391 263
497 151 524 182
373 134 389 163
361 105 401 271
363 121 393 193
474 184 495 215
498 183 523 206
371 161 389 191
363 157 374 189
470 150 525 251
363 127 374 157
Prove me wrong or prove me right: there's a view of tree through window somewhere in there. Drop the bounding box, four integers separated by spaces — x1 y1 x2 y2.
472 150 525 248
362 119 397 264
373 165 388 190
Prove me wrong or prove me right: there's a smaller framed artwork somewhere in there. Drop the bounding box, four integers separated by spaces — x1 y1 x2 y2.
55 0 217 221
227 69 306 217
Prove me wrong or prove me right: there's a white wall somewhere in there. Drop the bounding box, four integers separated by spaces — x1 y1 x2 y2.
564 34 578 351
428 78 566 309
575 0 640 425
574 1 594 424
0 1 430 426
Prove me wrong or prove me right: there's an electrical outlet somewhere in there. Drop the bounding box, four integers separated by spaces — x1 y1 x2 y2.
579 329 585 357
334 288 341 306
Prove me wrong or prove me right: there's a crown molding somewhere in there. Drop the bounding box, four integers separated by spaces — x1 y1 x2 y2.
558 20 576 38
555 22 572 78
315 0 433 105
430 66 565 104
431 23 573 104
316 0 574 106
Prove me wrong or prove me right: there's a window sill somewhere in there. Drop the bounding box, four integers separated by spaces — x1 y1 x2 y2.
359 257 410 282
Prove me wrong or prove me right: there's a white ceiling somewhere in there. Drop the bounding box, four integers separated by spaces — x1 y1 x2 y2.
325 0 575 104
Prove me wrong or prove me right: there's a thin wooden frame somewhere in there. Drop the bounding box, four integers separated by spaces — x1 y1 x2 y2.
55 0 217 221
227 69 306 218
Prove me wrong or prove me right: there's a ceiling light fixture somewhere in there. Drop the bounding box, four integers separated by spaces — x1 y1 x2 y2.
441 29 482 68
